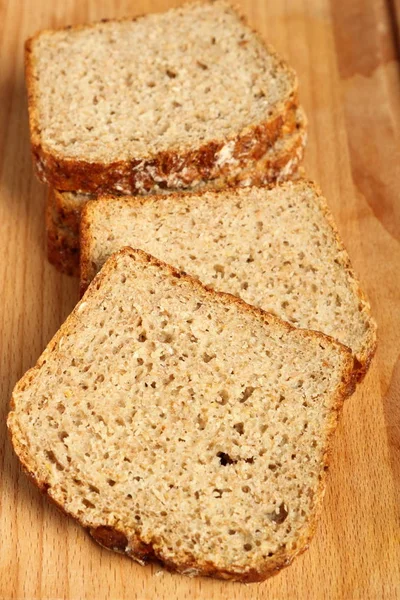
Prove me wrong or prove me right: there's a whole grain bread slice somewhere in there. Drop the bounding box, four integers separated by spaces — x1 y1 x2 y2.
8 248 355 582
46 111 306 277
50 106 306 237
26 0 298 195
80 181 376 378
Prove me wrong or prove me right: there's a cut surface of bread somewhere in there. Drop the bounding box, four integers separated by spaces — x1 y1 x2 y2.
50 106 306 233
46 111 306 277
26 1 298 194
80 181 376 377
8 248 355 582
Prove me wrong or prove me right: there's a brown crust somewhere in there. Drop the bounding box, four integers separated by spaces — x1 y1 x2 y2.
25 2 299 195
46 192 80 277
47 230 80 277
52 190 85 232
79 180 376 379
8 247 356 582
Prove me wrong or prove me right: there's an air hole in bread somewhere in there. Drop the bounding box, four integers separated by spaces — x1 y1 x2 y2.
45 450 64 471
244 543 252 551
213 264 225 276
240 386 255 403
197 415 207 430
217 389 229 405
269 503 289 524
233 422 244 435
196 60 208 70
202 352 216 363
82 498 96 508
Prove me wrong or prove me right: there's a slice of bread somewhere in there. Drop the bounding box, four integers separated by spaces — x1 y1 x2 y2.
52 106 306 233
8 248 355 582
26 1 298 195
80 181 376 378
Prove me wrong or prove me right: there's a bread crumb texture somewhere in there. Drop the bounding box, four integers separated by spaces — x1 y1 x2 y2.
29 1 295 161
8 249 354 581
82 181 376 371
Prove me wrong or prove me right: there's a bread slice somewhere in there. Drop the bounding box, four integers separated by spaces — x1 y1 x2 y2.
8 248 355 582
25 0 298 195
80 181 376 378
46 111 306 277
51 106 306 234
46 106 306 277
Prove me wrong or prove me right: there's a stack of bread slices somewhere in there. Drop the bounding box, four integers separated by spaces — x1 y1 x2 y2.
10 0 376 584
25 0 306 275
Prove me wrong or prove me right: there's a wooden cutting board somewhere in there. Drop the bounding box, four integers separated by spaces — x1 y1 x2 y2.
0 0 399 598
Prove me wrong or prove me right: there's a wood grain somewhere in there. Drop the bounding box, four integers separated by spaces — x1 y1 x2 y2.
0 0 399 598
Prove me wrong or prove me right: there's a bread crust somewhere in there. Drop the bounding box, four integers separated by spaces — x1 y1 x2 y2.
79 181 376 379
8 247 356 582
25 2 299 195
46 193 80 277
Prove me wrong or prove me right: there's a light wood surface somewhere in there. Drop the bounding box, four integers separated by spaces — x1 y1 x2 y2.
0 1 399 598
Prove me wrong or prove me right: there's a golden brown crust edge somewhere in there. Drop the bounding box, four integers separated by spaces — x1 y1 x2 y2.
53 189 84 232
8 247 356 583
46 192 80 277
24 2 299 195
30 101 298 195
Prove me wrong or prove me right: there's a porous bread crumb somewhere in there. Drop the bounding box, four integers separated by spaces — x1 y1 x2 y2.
45 120 306 276
8 249 355 582
49 106 306 234
27 1 296 162
80 181 376 374
46 111 307 276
